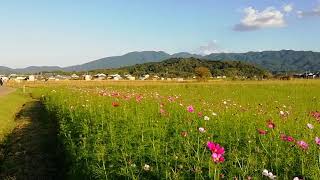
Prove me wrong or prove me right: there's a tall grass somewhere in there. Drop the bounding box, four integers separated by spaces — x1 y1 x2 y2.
31 81 320 179
0 90 30 142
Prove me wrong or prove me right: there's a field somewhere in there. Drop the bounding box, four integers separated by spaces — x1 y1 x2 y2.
0 89 31 142
2 80 320 179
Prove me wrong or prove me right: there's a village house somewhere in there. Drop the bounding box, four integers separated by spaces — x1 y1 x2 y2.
0 75 8 83
139 74 150 80
84 75 92 81
94 73 107 80
27 75 36 82
71 74 80 80
124 74 135 80
109 74 122 80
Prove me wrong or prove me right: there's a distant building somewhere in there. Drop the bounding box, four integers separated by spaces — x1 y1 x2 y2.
94 73 107 80
124 74 135 80
28 75 35 82
140 74 150 80
84 75 92 81
109 74 122 80
71 74 80 80
0 76 9 82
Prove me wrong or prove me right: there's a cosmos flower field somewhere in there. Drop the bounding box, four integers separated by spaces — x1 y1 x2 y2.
30 81 320 179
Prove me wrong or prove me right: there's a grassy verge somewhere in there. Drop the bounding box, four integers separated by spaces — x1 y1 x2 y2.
0 90 31 142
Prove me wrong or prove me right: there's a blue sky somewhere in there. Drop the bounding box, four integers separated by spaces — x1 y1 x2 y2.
0 0 319 68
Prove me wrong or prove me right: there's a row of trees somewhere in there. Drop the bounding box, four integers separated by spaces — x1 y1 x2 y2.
125 58 270 79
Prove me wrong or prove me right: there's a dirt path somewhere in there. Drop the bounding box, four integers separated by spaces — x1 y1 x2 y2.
0 87 15 96
0 100 64 179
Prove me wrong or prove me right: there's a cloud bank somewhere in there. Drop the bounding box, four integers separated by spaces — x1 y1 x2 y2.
195 41 224 55
234 6 286 31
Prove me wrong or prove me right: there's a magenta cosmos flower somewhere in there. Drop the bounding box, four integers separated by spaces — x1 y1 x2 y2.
212 153 225 163
207 141 225 163
297 140 309 150
187 105 194 113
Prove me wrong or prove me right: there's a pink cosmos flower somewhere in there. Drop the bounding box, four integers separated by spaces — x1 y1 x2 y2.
187 105 194 113
257 129 267 135
267 120 276 129
160 108 166 115
297 140 309 150
207 141 225 163
211 153 225 163
280 134 287 141
310 111 320 121
315 137 320 146
286 136 295 142
280 134 295 142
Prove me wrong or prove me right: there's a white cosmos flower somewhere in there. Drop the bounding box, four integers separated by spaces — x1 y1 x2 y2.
204 116 210 121
198 127 206 133
307 123 314 129
212 112 217 116
262 169 269 176
268 172 276 179
143 164 150 171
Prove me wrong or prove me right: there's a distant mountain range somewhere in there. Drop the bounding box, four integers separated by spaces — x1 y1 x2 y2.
1 50 320 74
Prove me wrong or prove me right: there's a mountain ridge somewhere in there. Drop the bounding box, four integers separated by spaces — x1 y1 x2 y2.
1 50 320 74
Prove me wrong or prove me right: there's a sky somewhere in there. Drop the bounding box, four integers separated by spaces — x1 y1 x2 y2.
0 0 319 68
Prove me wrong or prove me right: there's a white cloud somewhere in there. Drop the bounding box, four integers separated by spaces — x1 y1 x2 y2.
297 5 320 17
194 41 224 55
283 4 293 13
234 7 286 31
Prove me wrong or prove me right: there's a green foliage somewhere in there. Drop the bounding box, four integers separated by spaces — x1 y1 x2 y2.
0 91 31 141
31 81 320 179
123 58 268 78
195 67 212 80
204 50 320 72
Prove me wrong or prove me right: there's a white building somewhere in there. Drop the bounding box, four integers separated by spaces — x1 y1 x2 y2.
71 74 80 80
0 76 9 82
140 74 150 80
109 74 122 80
28 75 35 82
84 75 92 81
94 73 107 80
